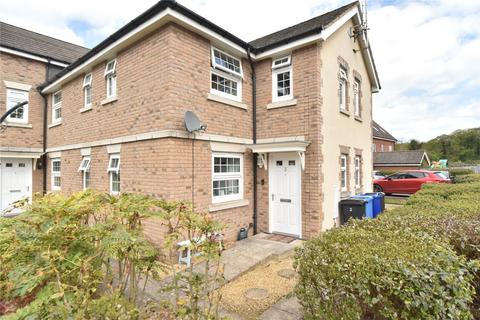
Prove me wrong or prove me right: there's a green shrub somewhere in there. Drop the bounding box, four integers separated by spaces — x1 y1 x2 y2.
455 174 480 184
296 181 480 319
0 190 224 319
449 168 475 176
295 221 477 319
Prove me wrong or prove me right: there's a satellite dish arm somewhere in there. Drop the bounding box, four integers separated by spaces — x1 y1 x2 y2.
0 101 28 123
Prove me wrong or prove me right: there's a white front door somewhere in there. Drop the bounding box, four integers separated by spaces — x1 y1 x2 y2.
269 153 301 237
0 158 32 212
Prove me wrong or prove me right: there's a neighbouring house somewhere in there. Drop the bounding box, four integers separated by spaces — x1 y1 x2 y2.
0 22 88 212
372 120 397 152
1 0 380 243
373 150 430 171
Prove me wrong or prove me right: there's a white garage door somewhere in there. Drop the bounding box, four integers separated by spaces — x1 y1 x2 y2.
0 158 32 212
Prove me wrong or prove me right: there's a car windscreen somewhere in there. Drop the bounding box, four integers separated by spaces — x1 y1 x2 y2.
434 172 448 180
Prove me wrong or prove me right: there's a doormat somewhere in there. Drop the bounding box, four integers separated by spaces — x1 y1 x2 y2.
263 233 297 244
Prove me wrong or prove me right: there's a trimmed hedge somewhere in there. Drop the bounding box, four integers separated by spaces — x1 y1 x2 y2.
295 180 480 319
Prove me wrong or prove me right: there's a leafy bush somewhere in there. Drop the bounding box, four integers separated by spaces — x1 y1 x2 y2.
448 168 474 176
454 174 480 184
0 190 224 319
296 181 480 319
295 222 476 319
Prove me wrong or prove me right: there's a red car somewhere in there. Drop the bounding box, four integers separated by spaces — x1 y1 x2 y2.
373 170 451 195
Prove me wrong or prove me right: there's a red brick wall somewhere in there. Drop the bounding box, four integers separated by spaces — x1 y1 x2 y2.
373 138 395 152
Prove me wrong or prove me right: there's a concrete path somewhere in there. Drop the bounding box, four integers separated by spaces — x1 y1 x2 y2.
260 296 302 320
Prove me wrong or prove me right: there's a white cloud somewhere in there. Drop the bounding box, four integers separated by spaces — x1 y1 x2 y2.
1 0 478 141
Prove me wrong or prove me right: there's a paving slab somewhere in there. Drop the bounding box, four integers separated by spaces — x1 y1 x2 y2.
260 296 302 320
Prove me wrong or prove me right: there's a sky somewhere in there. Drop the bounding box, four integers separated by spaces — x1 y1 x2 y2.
1 0 479 142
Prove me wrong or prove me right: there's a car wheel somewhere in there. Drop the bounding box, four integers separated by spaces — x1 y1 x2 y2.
373 184 383 192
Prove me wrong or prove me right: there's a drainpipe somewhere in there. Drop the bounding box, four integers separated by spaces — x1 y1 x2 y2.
40 61 51 194
247 47 258 235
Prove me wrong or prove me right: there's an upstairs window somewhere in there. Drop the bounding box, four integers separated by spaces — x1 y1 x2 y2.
339 68 347 112
211 47 242 77
210 71 241 101
107 154 120 195
212 153 243 203
353 79 360 117
83 73 93 107
272 55 291 69
51 158 61 191
104 59 117 98
78 156 91 190
52 91 62 123
6 88 29 123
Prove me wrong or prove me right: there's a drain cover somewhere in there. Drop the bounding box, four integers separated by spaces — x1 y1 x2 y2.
245 288 269 300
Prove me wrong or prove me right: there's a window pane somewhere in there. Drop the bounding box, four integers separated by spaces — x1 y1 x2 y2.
213 49 241 75
211 73 238 97
53 176 61 187
111 172 120 192
212 179 240 198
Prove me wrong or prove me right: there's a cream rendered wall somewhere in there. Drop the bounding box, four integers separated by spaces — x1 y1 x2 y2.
320 19 374 230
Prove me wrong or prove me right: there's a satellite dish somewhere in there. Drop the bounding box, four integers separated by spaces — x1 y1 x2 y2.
184 111 207 133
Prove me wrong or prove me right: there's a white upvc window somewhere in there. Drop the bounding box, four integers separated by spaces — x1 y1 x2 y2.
6 88 29 123
107 154 120 195
272 66 293 102
388 145 393 152
212 153 243 203
104 59 117 98
354 156 361 188
210 70 242 102
372 143 376 152
340 154 347 192
52 91 62 123
272 55 291 69
78 156 91 190
51 158 61 191
211 47 243 77
83 73 93 107
353 79 360 117
339 68 347 111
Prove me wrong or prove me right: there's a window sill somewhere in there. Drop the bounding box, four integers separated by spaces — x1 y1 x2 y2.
209 199 249 212
48 121 62 128
339 109 350 117
354 116 363 122
4 122 33 129
207 93 247 110
267 99 297 109
80 105 93 113
101 96 118 106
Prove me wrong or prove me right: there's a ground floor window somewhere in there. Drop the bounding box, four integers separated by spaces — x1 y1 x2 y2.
212 153 243 203
78 156 91 190
51 158 61 191
340 154 347 192
355 156 361 188
108 154 120 195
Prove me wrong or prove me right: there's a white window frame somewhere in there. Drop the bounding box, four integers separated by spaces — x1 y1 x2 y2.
107 154 120 195
211 47 243 78
52 91 62 123
339 69 347 112
210 69 242 102
212 153 243 203
388 145 393 152
272 66 293 102
272 55 291 69
105 59 117 99
6 88 29 124
340 154 347 192
353 79 360 117
78 156 91 190
51 158 61 191
354 156 361 188
83 73 92 107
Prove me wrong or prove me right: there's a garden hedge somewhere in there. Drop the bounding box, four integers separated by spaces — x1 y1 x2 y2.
295 178 480 319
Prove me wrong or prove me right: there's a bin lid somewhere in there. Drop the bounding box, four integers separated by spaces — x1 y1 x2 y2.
363 192 384 197
340 198 366 204
351 195 374 201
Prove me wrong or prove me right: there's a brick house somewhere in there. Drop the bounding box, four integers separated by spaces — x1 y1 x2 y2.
0 22 88 212
1 0 380 242
372 120 397 152
374 150 431 171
